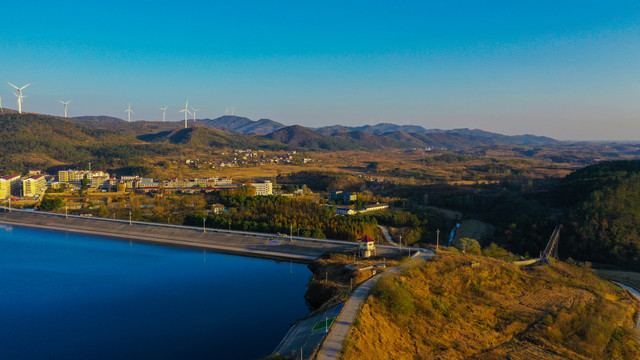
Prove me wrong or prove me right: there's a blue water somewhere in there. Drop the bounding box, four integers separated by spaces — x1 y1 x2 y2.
0 224 310 360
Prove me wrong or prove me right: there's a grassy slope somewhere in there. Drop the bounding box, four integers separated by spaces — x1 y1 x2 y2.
342 253 640 360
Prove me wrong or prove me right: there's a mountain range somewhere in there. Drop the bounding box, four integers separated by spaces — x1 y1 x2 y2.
0 111 561 173
70 114 556 147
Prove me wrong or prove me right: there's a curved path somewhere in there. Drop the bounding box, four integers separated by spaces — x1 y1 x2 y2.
316 250 432 360
377 225 398 246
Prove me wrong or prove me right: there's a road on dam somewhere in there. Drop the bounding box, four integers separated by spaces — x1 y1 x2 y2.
0 208 402 262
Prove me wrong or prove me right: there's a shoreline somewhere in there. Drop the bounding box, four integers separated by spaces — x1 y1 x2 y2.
0 217 318 263
0 210 367 264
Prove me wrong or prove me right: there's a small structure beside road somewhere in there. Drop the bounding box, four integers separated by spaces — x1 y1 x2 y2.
358 235 376 258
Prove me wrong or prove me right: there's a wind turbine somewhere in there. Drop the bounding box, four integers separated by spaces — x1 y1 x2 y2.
59 100 71 118
179 99 192 128
0 94 3 114
125 104 134 122
230 107 235 116
191 107 199 122
6 81 31 114
160 106 168 122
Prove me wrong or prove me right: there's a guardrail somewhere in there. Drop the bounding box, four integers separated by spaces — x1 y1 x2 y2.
0 206 401 250
542 225 561 260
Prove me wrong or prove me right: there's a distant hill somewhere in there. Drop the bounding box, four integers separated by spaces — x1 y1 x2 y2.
70 117 187 138
198 116 286 135
0 113 177 174
264 125 358 150
316 123 557 146
70 114 557 147
74 115 125 123
316 123 433 135
139 126 287 150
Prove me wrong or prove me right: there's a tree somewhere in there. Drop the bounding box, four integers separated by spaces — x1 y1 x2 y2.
366 162 380 172
451 237 481 255
39 196 63 211
81 177 90 190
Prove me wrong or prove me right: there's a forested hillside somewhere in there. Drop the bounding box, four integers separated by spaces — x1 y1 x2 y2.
557 160 640 269
0 113 179 174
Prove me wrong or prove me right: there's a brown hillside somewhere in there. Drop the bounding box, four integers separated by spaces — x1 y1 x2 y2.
342 253 640 360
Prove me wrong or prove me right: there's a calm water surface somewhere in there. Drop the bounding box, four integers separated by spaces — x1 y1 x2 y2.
0 224 310 360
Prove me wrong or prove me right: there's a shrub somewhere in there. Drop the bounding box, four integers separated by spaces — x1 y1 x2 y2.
451 237 481 255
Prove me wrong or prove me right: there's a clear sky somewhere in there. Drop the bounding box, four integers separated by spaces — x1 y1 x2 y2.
1 0 638 140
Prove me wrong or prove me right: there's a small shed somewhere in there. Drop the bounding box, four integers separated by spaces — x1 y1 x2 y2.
358 235 376 258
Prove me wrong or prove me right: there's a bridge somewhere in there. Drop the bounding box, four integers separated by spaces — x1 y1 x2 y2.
542 224 561 261
0 208 402 263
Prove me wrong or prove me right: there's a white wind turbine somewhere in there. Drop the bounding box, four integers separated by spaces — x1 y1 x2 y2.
59 100 71 118
179 99 192 128
125 104 134 122
0 94 3 114
6 81 31 114
191 107 199 122
160 106 168 122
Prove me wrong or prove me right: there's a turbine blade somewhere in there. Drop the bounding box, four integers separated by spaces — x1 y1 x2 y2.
21 83 32 90
6 82 19 90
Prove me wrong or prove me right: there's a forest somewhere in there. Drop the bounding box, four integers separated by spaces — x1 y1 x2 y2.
183 194 378 240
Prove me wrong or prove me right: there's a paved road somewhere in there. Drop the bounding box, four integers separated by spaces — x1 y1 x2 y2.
377 225 398 246
0 209 401 262
272 304 344 359
316 251 432 360
611 281 640 330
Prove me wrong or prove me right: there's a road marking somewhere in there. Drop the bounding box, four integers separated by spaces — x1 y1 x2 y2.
312 317 336 331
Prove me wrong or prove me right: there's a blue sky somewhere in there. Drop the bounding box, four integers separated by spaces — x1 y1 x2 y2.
1 0 638 140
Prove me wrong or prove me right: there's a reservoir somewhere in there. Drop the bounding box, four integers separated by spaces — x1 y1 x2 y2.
0 224 311 360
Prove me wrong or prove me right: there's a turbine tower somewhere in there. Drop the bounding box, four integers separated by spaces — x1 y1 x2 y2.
59 100 71 118
160 106 168 122
125 104 134 122
191 107 199 122
0 94 3 114
6 81 31 114
179 99 192 128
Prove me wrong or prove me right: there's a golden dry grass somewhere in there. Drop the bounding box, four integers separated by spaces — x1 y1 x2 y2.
341 253 640 360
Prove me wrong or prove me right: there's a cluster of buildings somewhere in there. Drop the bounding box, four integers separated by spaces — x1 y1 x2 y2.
329 190 389 215
55 169 274 195
0 171 47 200
215 150 313 168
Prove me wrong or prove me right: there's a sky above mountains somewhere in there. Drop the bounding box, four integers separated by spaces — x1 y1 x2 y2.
1 0 638 140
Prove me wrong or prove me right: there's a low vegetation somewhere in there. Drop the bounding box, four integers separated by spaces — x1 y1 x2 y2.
342 252 640 360
305 253 399 310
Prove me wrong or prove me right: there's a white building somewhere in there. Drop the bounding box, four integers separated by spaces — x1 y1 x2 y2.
22 175 47 197
251 181 273 196
0 174 22 199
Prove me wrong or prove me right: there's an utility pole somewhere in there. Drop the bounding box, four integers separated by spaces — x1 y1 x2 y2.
290 225 293 241
65 205 68 219
129 211 132 225
399 235 402 256
203 217 206 233
436 229 440 252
